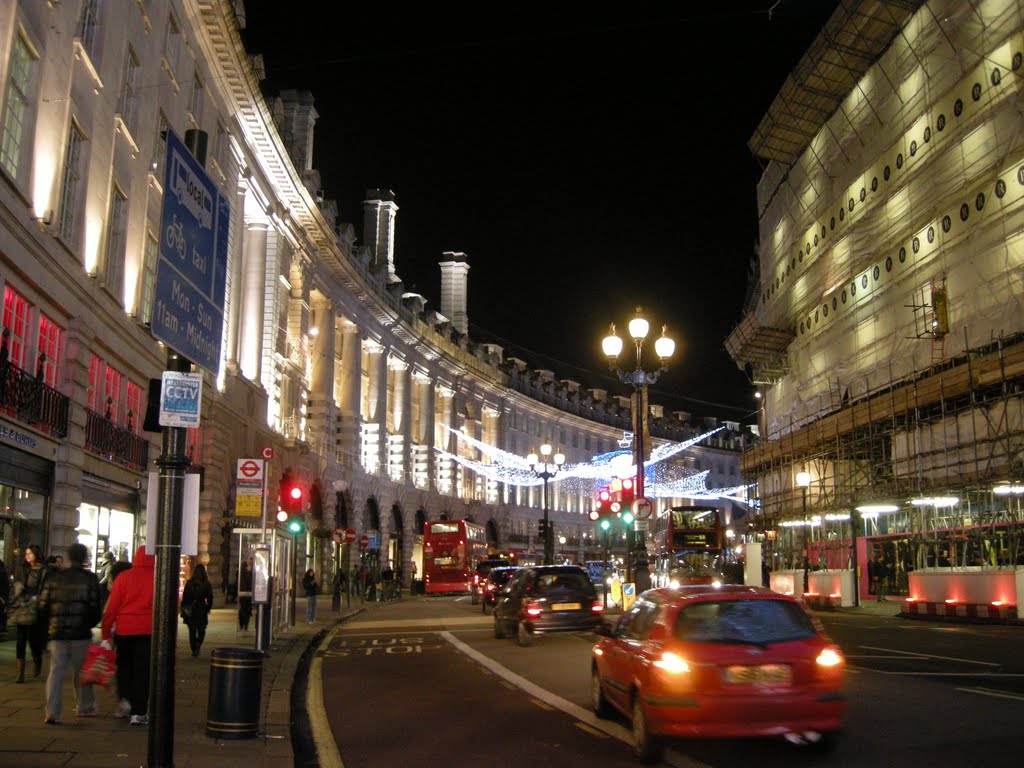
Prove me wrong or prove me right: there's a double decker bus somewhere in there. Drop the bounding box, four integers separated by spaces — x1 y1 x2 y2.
422 519 488 594
650 505 726 588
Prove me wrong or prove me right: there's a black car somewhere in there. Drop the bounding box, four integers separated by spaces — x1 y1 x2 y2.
481 566 519 614
471 558 511 605
493 565 605 646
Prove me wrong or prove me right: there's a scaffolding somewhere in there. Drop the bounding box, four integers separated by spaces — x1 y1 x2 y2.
744 332 1024 581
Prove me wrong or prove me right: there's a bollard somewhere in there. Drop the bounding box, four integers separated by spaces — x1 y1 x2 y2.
206 647 263 739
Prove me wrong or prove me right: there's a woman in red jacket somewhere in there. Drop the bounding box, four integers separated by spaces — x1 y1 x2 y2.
101 545 154 726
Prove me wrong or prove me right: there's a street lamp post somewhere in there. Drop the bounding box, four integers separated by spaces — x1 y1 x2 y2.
333 479 349 609
796 470 811 596
528 443 565 565
602 307 675 583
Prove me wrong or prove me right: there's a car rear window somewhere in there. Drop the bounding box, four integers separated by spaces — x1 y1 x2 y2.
490 569 517 586
534 571 594 595
673 599 816 645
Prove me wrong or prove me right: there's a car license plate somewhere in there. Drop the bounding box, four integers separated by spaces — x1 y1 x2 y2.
723 664 791 685
551 602 581 611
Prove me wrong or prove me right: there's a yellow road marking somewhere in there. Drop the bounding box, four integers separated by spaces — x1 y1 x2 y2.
530 698 555 711
575 722 609 739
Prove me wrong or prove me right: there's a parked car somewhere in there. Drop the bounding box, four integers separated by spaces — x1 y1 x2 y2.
471 558 511 604
591 585 846 764
493 565 604 646
481 566 519 614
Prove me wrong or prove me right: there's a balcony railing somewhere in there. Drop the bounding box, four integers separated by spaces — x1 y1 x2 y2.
0 361 70 437
85 408 150 471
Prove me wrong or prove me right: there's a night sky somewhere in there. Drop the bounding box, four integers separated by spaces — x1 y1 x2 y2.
240 2 840 421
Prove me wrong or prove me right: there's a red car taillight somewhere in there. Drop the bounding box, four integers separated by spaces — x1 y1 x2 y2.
486 583 495 592
591 600 604 613
815 646 845 680
524 600 543 617
473 574 480 585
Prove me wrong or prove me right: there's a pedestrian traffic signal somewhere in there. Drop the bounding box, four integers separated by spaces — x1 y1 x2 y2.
538 518 548 540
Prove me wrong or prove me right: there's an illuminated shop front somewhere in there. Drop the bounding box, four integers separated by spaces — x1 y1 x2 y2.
0 434 55 566
75 475 142 570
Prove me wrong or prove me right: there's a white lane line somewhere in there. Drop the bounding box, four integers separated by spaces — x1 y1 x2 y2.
955 687 1024 702
859 645 1001 667
308 628 345 768
440 631 712 768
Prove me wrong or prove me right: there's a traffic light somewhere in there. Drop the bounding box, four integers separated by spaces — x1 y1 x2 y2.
538 518 548 541
278 474 306 534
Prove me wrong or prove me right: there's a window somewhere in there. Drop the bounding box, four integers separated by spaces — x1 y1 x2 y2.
118 47 140 134
1 33 35 181
58 124 85 243
190 73 204 123
214 121 227 170
153 111 169 180
139 229 158 324
78 0 100 59
104 365 122 421
104 186 127 297
2 286 29 369
37 313 62 388
163 13 182 74
127 380 143 433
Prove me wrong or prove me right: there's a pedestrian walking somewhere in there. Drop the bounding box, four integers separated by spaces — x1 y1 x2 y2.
96 550 116 607
238 556 254 630
870 554 890 602
37 543 101 724
10 544 48 683
101 545 154 725
180 564 214 656
302 569 318 623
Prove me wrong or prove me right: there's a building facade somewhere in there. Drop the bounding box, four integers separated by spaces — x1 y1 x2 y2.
728 0 1024 589
0 0 747 613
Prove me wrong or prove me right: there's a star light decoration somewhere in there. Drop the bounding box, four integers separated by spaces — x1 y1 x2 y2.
434 424 756 508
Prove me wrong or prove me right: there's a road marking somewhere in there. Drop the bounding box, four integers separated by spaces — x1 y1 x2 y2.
343 617 489 629
860 645 1001 667
441 631 711 768
531 698 555 711
308 628 345 768
955 686 1024 702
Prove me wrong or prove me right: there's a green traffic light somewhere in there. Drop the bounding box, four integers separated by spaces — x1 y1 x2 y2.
622 511 635 525
599 519 611 531
287 518 304 534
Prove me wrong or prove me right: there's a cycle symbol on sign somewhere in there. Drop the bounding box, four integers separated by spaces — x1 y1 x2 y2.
165 214 186 260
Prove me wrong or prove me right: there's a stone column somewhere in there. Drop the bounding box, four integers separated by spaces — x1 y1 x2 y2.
238 219 269 381
224 179 248 371
308 297 336 453
336 324 362 464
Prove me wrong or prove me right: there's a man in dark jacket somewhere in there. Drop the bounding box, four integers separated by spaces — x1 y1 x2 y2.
38 542 101 724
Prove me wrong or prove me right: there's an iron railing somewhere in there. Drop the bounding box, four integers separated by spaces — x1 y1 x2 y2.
85 408 150 471
0 362 70 437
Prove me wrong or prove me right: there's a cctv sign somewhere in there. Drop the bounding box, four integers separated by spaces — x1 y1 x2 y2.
158 371 203 428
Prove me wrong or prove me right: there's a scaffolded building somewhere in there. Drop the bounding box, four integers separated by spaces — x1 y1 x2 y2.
727 0 1024 589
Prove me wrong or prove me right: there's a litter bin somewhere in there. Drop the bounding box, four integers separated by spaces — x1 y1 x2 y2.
206 647 263 739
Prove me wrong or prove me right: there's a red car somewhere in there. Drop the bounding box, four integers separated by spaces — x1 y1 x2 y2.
591 585 846 763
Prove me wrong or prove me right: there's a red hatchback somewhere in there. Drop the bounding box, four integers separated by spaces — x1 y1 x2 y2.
591 585 846 763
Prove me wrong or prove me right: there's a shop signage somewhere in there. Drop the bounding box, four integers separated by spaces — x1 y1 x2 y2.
234 458 264 517
0 423 38 449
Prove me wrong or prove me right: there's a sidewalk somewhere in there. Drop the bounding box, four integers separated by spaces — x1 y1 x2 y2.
0 595 355 768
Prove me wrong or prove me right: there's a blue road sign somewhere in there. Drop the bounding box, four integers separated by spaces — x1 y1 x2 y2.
152 130 229 374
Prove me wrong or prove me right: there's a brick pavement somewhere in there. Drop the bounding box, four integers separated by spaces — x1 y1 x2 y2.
0 595 359 768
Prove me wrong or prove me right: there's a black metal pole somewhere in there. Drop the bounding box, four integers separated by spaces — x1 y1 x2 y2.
851 510 860 607
542 474 552 565
148 351 191 768
802 487 810 596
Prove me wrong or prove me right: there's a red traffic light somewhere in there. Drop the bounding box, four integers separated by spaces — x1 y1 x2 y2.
621 478 633 491
289 486 302 501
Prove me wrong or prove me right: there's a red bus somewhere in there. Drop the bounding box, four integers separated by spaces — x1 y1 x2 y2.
650 505 726 588
422 519 488 594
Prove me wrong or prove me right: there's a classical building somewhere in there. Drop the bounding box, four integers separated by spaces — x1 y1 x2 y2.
728 0 1024 598
0 0 747 625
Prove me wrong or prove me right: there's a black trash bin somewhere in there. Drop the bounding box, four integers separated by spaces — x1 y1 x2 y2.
206 647 263 739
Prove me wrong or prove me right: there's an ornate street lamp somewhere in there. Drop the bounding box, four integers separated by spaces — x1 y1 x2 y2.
602 307 675 582
527 442 565 565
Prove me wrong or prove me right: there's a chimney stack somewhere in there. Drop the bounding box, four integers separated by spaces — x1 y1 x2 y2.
439 251 470 335
363 189 399 280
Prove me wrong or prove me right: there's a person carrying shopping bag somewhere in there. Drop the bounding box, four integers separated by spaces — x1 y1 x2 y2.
102 545 154 726
180 564 214 656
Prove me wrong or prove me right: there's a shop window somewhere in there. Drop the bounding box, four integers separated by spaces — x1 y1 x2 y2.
88 355 101 411
127 380 143 433
104 365 122 422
